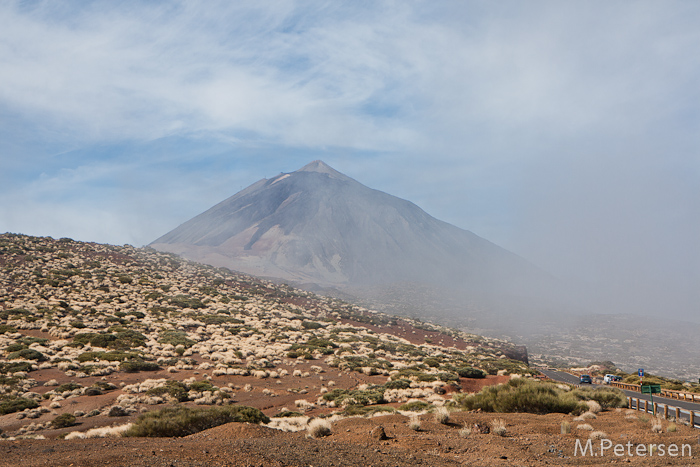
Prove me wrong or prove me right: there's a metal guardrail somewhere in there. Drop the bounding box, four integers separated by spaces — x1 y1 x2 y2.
629 397 700 429
610 382 700 402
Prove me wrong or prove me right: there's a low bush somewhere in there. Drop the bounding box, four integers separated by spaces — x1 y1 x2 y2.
145 381 189 402
384 378 411 390
78 351 140 363
341 405 395 417
168 295 205 309
0 396 38 415
275 410 303 418
0 325 16 334
188 380 217 393
51 413 77 428
322 387 385 406
0 361 33 374
7 348 46 361
123 405 269 437
56 382 82 393
399 401 433 412
456 367 487 378
570 387 627 409
5 343 27 353
120 359 160 373
158 330 196 349
455 378 586 415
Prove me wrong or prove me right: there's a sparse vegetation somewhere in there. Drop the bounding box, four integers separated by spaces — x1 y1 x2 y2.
124 405 269 437
455 379 585 414
0 233 538 446
0 396 39 415
51 413 77 428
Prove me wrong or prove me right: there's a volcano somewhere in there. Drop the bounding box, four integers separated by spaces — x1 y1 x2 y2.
151 160 550 300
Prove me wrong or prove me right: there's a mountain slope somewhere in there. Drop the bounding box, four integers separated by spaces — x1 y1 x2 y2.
151 161 550 298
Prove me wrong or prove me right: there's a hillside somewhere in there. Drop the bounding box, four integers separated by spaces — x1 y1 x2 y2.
151 161 553 301
0 233 528 439
2 234 697 466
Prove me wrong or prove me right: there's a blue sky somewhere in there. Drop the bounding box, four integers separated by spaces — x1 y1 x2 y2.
1 1 698 320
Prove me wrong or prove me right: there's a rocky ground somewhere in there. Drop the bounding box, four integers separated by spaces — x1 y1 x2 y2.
3 409 699 466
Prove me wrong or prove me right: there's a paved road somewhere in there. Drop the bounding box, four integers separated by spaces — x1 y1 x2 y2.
540 369 700 426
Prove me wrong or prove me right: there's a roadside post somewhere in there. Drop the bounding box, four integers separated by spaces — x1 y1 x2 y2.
638 368 644 386
641 384 661 414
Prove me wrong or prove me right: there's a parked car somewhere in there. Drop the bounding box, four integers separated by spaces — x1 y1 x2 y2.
579 374 593 384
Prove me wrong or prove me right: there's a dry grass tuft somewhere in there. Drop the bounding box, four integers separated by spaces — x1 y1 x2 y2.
433 406 449 425
490 418 507 437
560 421 571 434
307 418 331 438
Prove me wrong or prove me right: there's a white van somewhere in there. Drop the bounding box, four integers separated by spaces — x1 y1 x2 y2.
603 374 620 384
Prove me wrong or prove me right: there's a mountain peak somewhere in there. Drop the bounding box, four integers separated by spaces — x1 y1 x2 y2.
295 160 349 180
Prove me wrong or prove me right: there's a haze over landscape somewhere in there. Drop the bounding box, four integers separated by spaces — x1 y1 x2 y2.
5 3 700 463
1 3 698 325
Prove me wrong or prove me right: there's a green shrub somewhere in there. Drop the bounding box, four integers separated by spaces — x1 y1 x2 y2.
437 372 460 383
301 321 323 330
0 396 38 415
200 315 243 326
145 381 189 402
384 378 411 390
85 387 102 396
18 336 48 346
56 382 82 393
73 330 145 350
73 332 117 348
7 348 46 361
188 380 217 392
158 330 196 349
117 275 133 284
120 359 160 373
322 387 385 406
0 325 16 334
275 410 303 418
570 387 627 409
78 351 140 363
168 295 205 309
455 378 585 415
123 405 269 437
5 343 27 353
456 367 487 378
342 405 396 416
51 413 77 428
423 358 440 368
0 361 33 374
398 401 433 412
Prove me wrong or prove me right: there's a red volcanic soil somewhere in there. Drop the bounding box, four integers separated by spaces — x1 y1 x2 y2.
3 409 699 466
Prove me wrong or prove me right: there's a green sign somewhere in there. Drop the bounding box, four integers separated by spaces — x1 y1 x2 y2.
641 385 661 394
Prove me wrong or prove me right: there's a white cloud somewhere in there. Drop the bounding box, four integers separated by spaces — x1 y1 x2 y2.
1 1 699 320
